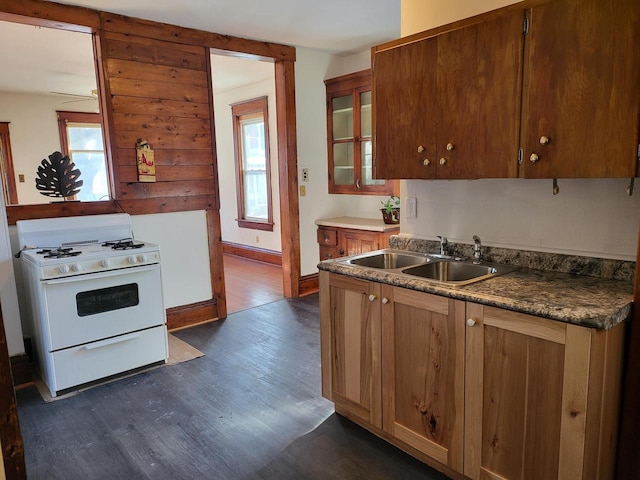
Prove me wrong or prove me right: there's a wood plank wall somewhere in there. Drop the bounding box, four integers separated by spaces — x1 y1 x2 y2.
98 29 218 214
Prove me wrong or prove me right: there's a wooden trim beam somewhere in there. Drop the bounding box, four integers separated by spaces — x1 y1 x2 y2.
299 273 319 296
275 59 300 298
0 0 99 31
222 241 282 266
166 298 218 330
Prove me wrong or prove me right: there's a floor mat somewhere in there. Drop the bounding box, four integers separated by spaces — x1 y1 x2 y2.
35 333 204 402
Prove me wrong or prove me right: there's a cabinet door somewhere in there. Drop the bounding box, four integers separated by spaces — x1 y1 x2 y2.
341 230 379 257
381 286 465 473
373 37 438 179
436 11 524 179
522 0 640 178
320 273 382 428
464 304 593 480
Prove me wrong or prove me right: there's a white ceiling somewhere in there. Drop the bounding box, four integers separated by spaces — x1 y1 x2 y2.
0 1 399 99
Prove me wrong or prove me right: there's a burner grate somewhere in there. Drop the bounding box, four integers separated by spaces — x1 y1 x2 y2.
102 240 144 250
37 247 83 259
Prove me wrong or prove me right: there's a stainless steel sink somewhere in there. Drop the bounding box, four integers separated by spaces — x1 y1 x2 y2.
348 251 428 269
402 260 518 286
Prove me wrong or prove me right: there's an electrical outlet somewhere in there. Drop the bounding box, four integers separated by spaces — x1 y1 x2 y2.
302 168 309 182
255 236 260 243
406 197 417 219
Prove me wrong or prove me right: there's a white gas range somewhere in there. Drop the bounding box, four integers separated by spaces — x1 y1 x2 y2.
17 213 168 397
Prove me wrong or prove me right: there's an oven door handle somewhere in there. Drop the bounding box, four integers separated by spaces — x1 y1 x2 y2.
42 264 159 285
84 332 141 350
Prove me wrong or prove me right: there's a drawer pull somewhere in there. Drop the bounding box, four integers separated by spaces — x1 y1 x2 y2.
84 333 141 350
466 318 476 327
382 297 389 304
368 294 377 302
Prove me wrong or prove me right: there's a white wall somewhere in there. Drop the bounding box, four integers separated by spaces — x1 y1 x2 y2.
0 91 99 205
397 0 640 260
295 48 397 276
213 75 282 252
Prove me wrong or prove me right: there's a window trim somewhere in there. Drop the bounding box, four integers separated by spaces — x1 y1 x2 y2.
230 96 274 232
0 122 18 205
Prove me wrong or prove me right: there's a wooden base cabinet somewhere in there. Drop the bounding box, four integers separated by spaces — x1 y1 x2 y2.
380 285 466 474
464 304 625 480
320 272 625 480
317 225 397 261
320 272 382 428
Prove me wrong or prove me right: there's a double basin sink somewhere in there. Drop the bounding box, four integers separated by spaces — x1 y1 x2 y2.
343 249 518 287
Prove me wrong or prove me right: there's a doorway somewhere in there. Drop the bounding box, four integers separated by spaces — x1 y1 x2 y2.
210 53 285 313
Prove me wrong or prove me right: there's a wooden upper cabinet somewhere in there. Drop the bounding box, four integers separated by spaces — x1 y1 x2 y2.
373 38 438 179
325 70 395 194
521 0 640 178
372 10 524 180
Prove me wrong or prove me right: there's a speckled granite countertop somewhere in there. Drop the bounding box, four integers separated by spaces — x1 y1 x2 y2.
318 241 634 330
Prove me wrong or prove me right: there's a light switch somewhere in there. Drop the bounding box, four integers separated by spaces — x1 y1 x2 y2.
18 174 25 183
300 185 306 196
406 197 417 218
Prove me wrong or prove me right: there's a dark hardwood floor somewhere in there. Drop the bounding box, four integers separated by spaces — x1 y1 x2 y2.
15 295 449 480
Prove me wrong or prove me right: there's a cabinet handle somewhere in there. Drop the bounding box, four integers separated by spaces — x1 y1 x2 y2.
446 142 454 151
539 136 550 145
439 158 447 165
356 179 361 189
368 294 377 302
466 318 476 327
530 153 540 163
381 297 389 304
418 145 425 153
423 158 431 166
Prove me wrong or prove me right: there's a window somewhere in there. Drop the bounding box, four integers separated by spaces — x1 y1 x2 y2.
231 97 273 231
57 111 109 202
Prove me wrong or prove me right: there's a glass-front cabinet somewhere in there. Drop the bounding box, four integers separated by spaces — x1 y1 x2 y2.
325 70 393 195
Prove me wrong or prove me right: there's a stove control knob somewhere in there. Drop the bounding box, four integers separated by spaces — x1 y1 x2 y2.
137 254 147 263
128 255 138 264
71 264 82 272
58 265 70 274
101 259 111 268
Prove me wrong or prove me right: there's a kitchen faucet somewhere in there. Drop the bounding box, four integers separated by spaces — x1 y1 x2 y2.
472 235 482 263
437 236 450 256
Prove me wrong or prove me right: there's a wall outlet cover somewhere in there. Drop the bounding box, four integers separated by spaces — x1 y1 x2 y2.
406 197 417 218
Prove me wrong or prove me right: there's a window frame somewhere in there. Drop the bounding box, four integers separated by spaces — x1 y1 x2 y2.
56 110 109 202
0 122 18 205
230 96 274 232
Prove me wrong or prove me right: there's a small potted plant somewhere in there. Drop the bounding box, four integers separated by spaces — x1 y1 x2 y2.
380 195 400 224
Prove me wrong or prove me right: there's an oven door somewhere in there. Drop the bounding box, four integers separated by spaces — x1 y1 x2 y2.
42 264 165 351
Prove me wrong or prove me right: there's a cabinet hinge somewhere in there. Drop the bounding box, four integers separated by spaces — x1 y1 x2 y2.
518 147 523 164
523 15 530 35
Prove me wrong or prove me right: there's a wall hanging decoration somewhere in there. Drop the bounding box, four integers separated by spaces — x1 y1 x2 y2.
136 139 156 182
35 151 83 200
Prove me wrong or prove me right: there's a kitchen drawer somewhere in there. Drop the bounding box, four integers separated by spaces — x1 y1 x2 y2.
317 228 338 246
48 325 168 395
320 246 343 261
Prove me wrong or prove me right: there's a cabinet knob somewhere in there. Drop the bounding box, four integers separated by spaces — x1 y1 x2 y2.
368 294 377 302
326 254 333 259
446 142 454 151
418 145 425 153
339 249 344 255
382 297 389 304
530 153 539 163
466 318 476 327
539 136 550 145
323 235 329 243
439 158 447 165
423 158 431 166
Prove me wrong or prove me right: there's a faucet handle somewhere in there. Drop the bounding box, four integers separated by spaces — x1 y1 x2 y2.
437 236 450 255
